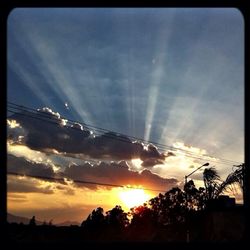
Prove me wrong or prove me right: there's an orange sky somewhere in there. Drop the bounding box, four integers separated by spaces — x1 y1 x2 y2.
7 175 157 223
7 141 243 224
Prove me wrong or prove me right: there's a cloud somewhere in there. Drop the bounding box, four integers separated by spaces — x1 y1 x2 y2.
140 144 166 167
8 193 28 203
8 154 55 178
7 154 77 195
7 119 27 144
7 175 54 194
37 107 68 126
141 158 165 167
8 111 91 154
63 160 178 191
8 109 174 167
7 153 177 193
166 151 176 157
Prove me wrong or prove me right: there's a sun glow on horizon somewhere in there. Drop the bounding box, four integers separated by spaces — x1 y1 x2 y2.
118 188 151 210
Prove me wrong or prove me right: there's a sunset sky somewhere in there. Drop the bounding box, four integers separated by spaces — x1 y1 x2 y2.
7 8 244 224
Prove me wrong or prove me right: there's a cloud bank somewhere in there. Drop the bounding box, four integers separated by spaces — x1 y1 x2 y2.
63 160 177 191
7 154 178 193
8 108 175 167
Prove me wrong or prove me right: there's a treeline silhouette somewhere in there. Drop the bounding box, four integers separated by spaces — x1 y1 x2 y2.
79 165 245 242
7 165 245 245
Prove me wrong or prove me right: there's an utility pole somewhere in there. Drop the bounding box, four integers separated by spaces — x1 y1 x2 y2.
184 162 209 243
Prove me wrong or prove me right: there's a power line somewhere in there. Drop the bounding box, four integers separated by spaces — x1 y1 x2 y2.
7 171 167 193
8 102 231 161
7 102 242 166
7 108 235 166
7 107 241 166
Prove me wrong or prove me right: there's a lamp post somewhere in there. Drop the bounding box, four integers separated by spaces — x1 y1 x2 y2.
184 162 209 243
185 162 210 186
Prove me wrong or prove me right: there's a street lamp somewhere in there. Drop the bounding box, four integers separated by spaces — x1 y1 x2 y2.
184 162 209 243
185 162 210 186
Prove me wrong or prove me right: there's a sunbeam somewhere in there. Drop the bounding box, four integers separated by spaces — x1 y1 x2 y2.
144 10 175 143
8 59 53 107
26 32 95 124
7 8 244 226
144 17 174 141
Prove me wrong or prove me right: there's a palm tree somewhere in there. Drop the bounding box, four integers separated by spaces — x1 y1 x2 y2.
216 164 244 197
203 167 221 200
203 164 244 201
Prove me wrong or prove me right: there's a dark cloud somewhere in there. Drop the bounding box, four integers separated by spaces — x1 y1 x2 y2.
8 154 55 178
9 110 90 153
166 151 176 157
63 160 178 192
7 119 26 143
7 153 177 193
7 154 77 194
84 132 143 160
140 150 176 167
7 175 54 194
8 109 175 167
141 144 165 160
140 144 166 167
7 154 82 193
7 153 56 194
141 158 165 167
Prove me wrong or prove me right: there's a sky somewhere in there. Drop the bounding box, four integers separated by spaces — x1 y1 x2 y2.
7 8 244 224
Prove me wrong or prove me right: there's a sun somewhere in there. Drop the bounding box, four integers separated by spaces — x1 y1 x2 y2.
118 188 151 210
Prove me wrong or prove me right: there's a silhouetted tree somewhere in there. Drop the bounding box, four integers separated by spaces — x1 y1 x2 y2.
203 167 221 200
128 205 158 241
202 165 244 204
105 205 129 230
79 163 244 241
29 216 36 226
130 204 157 228
196 187 206 210
81 207 105 229
217 163 244 195
184 180 199 210
141 187 188 226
